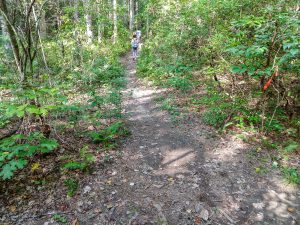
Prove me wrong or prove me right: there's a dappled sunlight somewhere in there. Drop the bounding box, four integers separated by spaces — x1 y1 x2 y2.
211 136 247 162
155 148 196 176
132 89 156 98
129 69 136 75
128 110 165 121
263 190 299 217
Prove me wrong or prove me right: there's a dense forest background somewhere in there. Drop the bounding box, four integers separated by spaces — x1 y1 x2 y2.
0 0 299 213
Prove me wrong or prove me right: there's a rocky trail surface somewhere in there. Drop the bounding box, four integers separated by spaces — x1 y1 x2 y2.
2 54 299 225
81 53 299 225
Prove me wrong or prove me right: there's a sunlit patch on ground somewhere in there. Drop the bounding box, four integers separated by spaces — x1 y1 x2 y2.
154 148 196 175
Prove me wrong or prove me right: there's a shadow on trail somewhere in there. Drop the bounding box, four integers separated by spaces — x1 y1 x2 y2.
110 53 299 225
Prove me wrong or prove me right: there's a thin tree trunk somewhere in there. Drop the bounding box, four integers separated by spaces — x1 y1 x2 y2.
146 11 149 38
0 0 24 82
0 15 9 49
33 6 48 71
39 9 46 38
112 0 117 44
96 0 102 43
74 0 79 21
129 0 134 31
83 0 93 44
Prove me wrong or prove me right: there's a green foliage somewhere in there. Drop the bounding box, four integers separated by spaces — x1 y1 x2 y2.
63 162 86 171
261 138 278 151
167 76 192 92
284 141 300 154
202 110 227 127
64 178 78 197
282 167 300 185
0 133 58 180
62 146 95 172
90 122 130 147
52 214 68 224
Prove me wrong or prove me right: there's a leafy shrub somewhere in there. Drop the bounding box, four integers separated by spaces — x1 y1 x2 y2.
90 122 130 146
64 178 78 197
52 214 67 224
284 141 300 154
161 98 180 116
202 110 228 127
0 133 58 180
62 146 95 172
167 76 192 92
282 167 300 185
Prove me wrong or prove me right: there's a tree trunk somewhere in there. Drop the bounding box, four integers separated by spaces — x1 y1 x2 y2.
96 0 102 43
0 0 24 82
129 0 134 31
74 0 79 21
0 15 9 49
83 0 93 44
112 0 117 44
39 9 46 38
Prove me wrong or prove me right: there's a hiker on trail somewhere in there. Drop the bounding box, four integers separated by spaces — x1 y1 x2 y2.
131 33 139 60
136 30 142 42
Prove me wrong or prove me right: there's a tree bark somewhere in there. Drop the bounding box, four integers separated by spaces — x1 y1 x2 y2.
129 0 134 31
96 0 102 43
83 0 93 44
0 0 24 81
39 9 46 38
112 0 117 44
0 15 9 49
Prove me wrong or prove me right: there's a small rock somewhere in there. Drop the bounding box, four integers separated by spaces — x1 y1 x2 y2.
106 204 113 209
176 174 185 179
192 184 199 188
288 207 295 213
153 184 164 189
83 185 92 194
195 203 203 213
77 201 84 207
88 125 95 131
199 209 209 221
130 182 135 186
111 171 117 176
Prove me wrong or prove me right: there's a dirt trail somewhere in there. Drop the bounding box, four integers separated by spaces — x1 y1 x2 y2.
82 53 299 224
5 53 299 225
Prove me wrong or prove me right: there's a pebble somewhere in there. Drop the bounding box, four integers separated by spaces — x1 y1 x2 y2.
195 203 203 213
192 184 199 188
199 209 209 221
83 185 92 194
176 174 185 179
